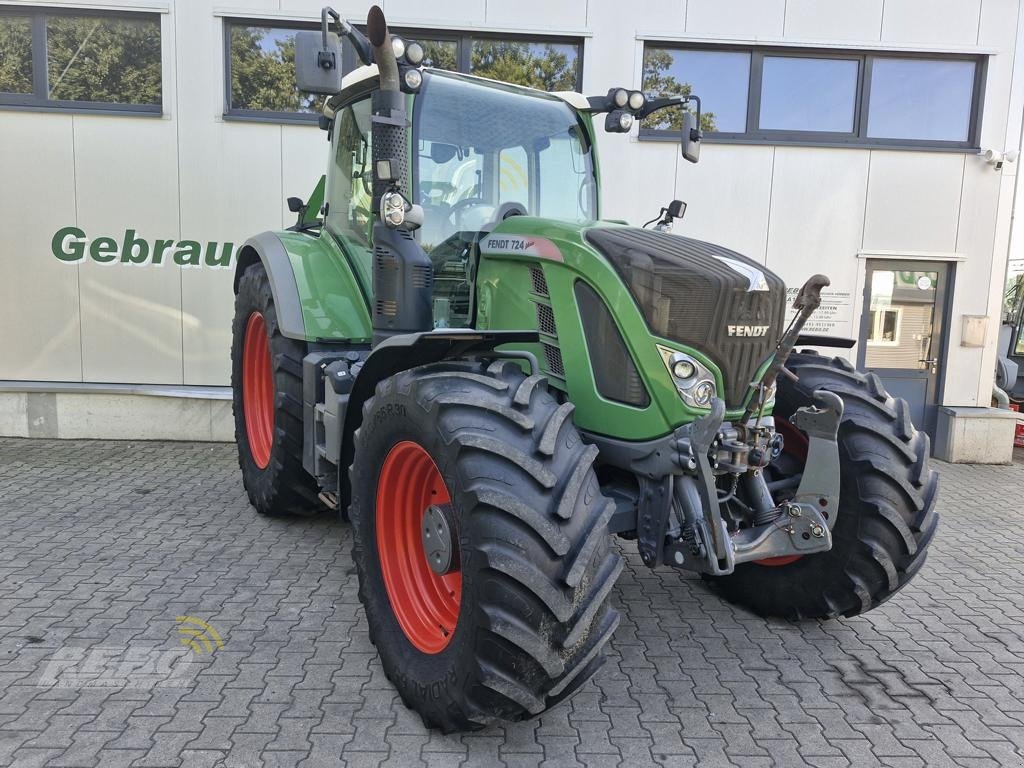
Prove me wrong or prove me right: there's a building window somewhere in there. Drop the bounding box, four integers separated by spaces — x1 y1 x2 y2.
0 8 161 113
641 48 749 133
224 18 582 122
867 308 902 345
758 56 859 133
866 58 977 142
640 43 984 149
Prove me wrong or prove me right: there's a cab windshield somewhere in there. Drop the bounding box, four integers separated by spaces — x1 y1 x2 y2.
413 71 598 253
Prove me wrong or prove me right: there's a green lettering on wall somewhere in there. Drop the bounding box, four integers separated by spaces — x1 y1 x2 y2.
173 240 201 266
152 239 174 265
52 226 86 262
121 230 150 263
90 237 118 262
205 241 234 268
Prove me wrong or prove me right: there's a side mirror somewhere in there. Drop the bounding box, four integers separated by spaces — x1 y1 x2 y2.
666 199 686 218
295 30 342 95
287 197 304 213
681 110 701 164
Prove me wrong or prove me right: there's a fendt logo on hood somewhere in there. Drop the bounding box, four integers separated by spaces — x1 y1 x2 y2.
727 324 770 337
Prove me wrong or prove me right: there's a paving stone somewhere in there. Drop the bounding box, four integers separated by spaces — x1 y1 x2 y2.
0 438 1023 766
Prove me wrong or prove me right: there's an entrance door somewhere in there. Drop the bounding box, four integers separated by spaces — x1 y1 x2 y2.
858 261 951 437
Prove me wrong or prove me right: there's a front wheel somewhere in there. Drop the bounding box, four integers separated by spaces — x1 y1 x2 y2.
706 354 939 619
348 360 622 731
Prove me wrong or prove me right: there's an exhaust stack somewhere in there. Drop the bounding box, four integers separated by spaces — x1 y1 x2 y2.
366 5 433 345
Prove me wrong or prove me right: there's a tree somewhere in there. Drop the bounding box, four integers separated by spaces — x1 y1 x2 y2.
470 41 578 91
47 16 161 104
641 47 716 133
230 27 317 113
0 16 33 94
421 40 458 71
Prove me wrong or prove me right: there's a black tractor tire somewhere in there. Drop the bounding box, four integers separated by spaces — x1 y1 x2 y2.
706 353 939 620
231 261 319 516
348 360 622 731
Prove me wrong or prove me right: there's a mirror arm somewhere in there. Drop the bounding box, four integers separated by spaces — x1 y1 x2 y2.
321 7 340 51
322 6 374 66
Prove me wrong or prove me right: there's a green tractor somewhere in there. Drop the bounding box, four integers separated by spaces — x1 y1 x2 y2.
231 6 938 731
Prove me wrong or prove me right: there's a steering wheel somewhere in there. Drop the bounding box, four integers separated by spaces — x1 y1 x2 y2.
447 197 490 226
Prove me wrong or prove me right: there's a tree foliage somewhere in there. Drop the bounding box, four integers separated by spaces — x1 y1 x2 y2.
231 27 318 113
470 41 578 91
641 47 716 133
421 40 458 71
47 16 161 104
0 14 161 104
0 16 33 93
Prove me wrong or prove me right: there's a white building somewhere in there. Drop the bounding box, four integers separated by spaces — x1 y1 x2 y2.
1 0 1022 460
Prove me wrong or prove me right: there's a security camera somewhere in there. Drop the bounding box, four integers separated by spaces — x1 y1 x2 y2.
980 149 1019 171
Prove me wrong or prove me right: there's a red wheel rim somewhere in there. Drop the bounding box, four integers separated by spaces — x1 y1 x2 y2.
755 416 810 568
376 441 461 654
242 312 274 469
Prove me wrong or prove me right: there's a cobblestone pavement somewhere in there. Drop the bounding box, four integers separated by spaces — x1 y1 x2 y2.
0 438 1023 768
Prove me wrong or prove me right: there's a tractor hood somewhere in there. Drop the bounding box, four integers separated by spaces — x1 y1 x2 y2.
584 227 787 406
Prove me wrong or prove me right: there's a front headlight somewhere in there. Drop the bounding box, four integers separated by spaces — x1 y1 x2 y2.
657 345 718 409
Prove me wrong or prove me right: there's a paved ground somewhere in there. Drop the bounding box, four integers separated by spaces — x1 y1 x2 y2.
0 439 1023 768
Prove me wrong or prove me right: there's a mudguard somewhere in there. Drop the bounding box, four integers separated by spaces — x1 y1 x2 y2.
233 230 373 343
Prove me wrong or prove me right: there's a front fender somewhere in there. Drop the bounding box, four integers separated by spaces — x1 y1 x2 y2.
233 230 372 343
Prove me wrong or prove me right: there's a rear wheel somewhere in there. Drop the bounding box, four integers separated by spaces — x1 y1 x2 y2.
231 262 318 515
349 360 622 731
707 354 939 619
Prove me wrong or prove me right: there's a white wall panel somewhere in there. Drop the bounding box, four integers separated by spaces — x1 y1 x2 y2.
862 151 965 254
587 0 684 94
386 0 484 25
485 0 586 30
880 0 981 46
179 124 283 385
175 4 284 385
767 147 870 342
783 0 882 41
671 144 774 263
945 160 1004 405
74 116 183 384
597 135 678 226
0 114 82 381
975 0 1020 151
281 125 327 224
685 0 785 38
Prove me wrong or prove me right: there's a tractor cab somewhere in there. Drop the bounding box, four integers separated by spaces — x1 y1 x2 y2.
319 65 600 330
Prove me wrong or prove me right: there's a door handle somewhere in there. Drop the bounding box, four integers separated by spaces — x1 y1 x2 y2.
919 358 938 364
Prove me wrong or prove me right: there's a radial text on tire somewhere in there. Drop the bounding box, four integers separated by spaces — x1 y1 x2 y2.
348 360 623 731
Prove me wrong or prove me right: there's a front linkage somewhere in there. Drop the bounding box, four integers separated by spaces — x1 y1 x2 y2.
598 275 843 576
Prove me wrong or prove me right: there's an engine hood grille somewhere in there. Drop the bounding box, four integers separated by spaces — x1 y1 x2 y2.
584 226 787 407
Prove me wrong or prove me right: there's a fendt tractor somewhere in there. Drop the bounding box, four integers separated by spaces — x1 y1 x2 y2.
231 6 939 731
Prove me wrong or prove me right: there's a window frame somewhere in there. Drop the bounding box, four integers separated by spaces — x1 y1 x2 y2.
0 6 163 116
866 307 903 347
639 43 986 151
222 17 584 124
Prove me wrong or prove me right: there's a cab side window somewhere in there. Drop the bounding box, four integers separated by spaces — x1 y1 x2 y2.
326 96 373 250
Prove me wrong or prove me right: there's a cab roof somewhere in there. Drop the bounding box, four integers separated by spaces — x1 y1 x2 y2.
331 64 589 110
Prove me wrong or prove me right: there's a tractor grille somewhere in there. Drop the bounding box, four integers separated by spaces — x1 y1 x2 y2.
530 267 549 296
585 227 787 406
542 343 565 378
536 303 557 337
